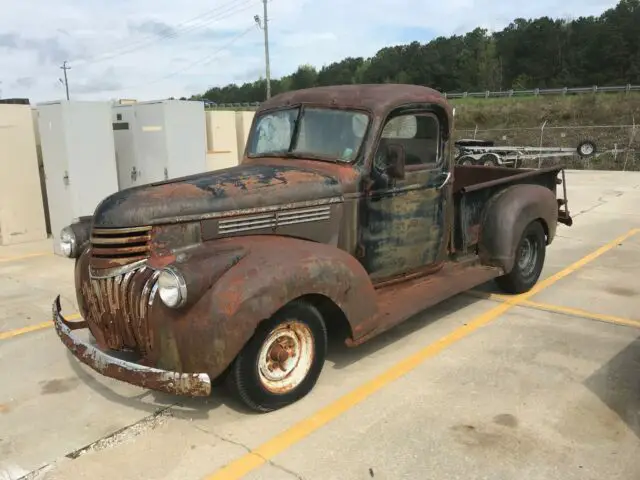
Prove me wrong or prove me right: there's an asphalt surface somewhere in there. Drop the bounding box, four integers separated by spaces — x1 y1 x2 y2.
0 169 638 480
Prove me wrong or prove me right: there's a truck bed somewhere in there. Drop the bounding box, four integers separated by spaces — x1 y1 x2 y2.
452 165 566 255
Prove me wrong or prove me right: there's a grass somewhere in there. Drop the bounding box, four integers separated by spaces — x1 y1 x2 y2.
451 92 640 129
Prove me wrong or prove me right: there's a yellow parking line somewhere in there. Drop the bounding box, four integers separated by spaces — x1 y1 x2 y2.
0 313 81 341
523 299 640 329
205 227 639 480
467 290 640 329
0 252 50 263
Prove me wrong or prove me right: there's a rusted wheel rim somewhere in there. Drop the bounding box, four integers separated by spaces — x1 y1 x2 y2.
517 236 538 276
257 321 315 394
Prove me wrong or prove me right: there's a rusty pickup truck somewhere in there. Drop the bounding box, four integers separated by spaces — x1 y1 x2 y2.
53 84 572 412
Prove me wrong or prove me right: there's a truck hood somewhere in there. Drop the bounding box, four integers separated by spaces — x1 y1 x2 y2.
93 163 343 227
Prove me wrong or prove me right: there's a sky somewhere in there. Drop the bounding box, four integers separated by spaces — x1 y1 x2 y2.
0 0 620 103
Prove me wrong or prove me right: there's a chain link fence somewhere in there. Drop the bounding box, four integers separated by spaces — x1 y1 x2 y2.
453 123 639 171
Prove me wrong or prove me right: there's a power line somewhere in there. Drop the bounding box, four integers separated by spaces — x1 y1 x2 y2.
71 0 253 66
110 25 257 93
70 0 258 67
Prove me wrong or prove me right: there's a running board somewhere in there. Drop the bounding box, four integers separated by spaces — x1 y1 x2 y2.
346 260 502 346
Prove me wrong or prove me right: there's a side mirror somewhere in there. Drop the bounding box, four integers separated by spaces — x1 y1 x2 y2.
386 144 405 179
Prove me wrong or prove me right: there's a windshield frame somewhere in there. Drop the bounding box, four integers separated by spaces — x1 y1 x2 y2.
245 104 373 164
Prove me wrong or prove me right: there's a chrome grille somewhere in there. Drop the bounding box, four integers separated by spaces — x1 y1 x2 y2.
218 205 331 235
82 265 159 354
91 226 152 262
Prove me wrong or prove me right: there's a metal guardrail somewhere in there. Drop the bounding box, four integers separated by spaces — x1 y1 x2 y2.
444 84 640 99
202 84 640 108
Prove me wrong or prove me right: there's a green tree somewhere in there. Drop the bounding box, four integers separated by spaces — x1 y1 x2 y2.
197 0 640 102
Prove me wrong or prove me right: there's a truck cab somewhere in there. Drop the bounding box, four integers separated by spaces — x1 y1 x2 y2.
53 84 571 412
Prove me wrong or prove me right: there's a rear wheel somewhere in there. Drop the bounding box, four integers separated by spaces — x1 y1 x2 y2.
495 220 546 294
226 300 327 412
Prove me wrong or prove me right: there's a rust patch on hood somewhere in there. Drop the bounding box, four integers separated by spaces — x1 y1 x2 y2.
92 163 343 227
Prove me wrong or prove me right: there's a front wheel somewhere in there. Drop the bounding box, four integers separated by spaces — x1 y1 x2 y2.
495 220 546 294
226 300 327 412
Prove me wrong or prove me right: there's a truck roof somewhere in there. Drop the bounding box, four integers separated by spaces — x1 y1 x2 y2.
257 84 453 124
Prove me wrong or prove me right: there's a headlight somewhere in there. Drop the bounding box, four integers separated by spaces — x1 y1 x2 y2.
59 226 77 258
158 268 187 308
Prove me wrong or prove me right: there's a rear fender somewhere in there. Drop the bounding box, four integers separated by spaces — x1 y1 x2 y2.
173 235 377 378
478 184 558 273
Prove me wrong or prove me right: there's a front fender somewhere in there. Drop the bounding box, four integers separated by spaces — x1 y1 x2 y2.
478 184 558 273
166 235 377 379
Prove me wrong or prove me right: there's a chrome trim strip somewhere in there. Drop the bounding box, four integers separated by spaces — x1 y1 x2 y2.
218 204 332 234
140 270 161 325
89 259 148 279
92 226 152 235
90 235 151 245
153 196 342 224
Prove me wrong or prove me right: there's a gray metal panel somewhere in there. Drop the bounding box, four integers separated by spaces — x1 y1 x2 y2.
129 100 207 185
112 104 138 189
37 103 72 255
37 101 119 255
163 100 206 178
134 101 169 184
64 102 119 220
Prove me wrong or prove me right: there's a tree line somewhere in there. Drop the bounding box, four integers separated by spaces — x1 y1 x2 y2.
197 0 640 104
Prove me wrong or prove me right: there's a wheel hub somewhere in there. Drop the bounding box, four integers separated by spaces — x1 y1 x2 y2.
257 321 314 393
517 237 538 276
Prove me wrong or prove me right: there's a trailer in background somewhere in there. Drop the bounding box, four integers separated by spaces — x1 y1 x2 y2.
455 138 597 167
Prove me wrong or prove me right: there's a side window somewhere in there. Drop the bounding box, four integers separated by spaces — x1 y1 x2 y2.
378 113 440 167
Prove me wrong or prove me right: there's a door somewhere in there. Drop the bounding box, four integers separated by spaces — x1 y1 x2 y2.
360 109 452 282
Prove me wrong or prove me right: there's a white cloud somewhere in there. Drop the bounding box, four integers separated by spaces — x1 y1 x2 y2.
0 0 619 103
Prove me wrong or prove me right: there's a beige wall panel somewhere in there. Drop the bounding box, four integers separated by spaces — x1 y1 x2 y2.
205 111 239 170
0 105 47 245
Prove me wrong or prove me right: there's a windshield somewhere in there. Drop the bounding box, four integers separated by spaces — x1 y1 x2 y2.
247 107 370 162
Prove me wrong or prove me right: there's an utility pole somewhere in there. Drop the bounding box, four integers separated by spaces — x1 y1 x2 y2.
60 61 71 100
254 0 271 99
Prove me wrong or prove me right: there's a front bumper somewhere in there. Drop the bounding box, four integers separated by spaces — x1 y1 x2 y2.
52 296 212 397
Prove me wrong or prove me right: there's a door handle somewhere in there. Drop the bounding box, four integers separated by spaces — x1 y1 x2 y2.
436 171 452 190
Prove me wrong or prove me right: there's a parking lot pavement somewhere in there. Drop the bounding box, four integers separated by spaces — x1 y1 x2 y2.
242 307 640 480
0 240 77 334
0 170 638 480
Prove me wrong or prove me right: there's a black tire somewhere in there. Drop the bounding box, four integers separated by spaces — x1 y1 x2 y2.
576 140 597 158
495 220 546 294
480 154 498 167
458 155 475 166
226 300 328 412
